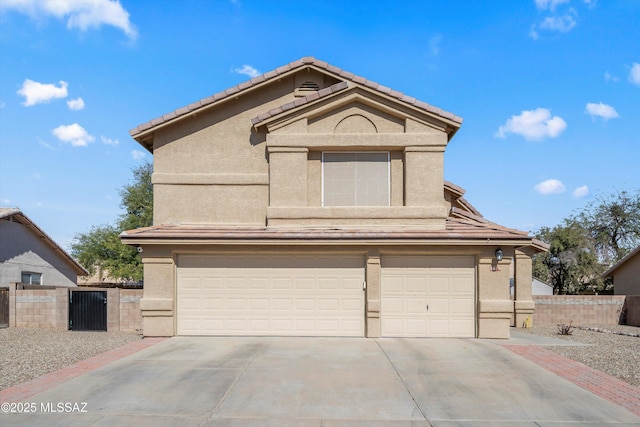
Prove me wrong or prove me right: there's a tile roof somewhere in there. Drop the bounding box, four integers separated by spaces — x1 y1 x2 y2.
121 218 539 246
1 208 89 276
130 57 463 138
251 81 350 126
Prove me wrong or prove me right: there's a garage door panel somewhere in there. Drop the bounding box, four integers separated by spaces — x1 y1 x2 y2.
273 278 293 289
452 298 474 314
381 256 475 338
428 298 450 314
405 319 427 336
429 278 450 294
177 255 364 336
406 298 427 314
250 299 269 310
296 299 315 310
342 277 363 291
405 277 425 293
250 278 269 289
296 278 315 290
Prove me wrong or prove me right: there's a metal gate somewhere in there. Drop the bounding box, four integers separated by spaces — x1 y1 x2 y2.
0 288 8 328
69 290 107 331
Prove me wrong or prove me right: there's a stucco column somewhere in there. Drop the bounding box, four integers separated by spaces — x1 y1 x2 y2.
365 252 381 338
404 146 448 228
514 247 535 328
267 146 308 207
477 248 513 339
140 254 175 337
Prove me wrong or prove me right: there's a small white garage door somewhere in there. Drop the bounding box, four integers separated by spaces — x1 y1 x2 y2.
381 255 475 337
177 254 365 336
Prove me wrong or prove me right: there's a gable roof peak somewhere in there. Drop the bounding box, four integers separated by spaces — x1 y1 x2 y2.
130 57 463 146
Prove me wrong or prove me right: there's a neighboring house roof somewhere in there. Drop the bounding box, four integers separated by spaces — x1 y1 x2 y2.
603 245 640 277
0 208 88 276
130 56 463 150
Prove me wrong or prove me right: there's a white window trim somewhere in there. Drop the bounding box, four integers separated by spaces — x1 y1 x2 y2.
321 151 391 207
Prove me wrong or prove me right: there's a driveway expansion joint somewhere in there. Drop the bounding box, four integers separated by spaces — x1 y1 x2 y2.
203 341 265 423
374 338 432 426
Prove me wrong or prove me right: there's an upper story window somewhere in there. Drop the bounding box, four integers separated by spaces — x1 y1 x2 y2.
21 272 42 285
322 152 390 206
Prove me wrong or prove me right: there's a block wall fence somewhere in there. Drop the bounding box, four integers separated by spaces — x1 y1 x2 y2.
5 284 142 332
532 295 640 327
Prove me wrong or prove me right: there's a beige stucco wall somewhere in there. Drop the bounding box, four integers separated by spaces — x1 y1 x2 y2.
151 69 452 229
613 251 640 295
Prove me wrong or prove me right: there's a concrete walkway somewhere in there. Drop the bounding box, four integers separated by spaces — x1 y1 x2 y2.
1 334 638 426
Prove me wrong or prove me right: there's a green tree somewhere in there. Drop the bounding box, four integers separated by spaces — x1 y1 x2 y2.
71 162 153 282
577 190 640 264
533 220 604 294
533 189 639 294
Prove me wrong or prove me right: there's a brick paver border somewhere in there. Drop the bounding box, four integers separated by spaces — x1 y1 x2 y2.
504 344 640 417
0 337 167 403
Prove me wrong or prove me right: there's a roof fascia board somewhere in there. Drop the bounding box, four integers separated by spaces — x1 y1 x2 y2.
121 237 539 247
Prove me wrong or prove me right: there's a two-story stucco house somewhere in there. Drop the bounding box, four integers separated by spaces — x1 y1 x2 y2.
122 57 546 339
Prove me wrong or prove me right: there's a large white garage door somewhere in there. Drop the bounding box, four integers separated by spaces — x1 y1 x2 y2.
177 255 365 336
381 256 475 337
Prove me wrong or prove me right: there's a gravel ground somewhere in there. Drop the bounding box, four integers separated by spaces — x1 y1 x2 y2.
0 328 141 390
520 324 640 387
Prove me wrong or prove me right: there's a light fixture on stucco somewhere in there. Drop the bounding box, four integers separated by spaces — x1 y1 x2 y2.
495 248 503 262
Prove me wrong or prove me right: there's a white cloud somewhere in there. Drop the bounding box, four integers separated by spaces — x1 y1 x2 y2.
540 13 576 33
496 108 567 141
131 150 146 160
0 0 137 39
1 198 11 205
17 79 68 106
573 185 589 198
604 71 619 83
630 63 640 86
429 34 443 57
585 102 619 120
535 179 566 195
52 123 95 147
234 65 260 78
535 0 570 11
101 135 119 145
67 97 85 110
33 172 41 180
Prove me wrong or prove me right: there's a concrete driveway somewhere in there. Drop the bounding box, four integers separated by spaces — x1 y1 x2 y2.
2 336 639 426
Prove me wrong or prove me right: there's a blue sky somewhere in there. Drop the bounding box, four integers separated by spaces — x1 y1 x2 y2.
0 0 638 250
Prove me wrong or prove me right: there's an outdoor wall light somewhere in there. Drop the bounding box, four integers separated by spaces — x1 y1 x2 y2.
495 248 503 262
